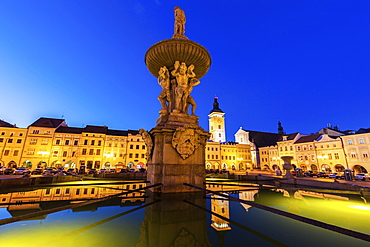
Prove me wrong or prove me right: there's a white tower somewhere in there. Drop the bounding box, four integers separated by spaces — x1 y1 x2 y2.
208 97 226 142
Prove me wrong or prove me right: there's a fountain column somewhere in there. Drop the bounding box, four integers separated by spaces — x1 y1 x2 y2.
142 7 211 194
281 156 294 179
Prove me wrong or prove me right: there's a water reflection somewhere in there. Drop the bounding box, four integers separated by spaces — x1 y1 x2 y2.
0 181 369 246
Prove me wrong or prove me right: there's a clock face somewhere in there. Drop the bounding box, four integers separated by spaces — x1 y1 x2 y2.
217 119 222 123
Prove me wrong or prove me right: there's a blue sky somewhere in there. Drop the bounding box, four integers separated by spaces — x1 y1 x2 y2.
1 1 370 141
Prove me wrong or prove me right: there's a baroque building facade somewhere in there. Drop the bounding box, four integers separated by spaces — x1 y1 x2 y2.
0 118 147 171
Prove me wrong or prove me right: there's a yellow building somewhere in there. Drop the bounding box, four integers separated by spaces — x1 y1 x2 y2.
0 118 147 171
0 120 28 168
340 129 370 174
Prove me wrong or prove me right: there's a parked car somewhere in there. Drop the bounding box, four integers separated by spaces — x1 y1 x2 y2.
315 172 328 178
31 168 44 175
3 168 15 175
65 169 76 175
328 173 345 179
13 167 31 175
354 173 368 180
43 167 57 175
98 169 110 174
88 169 97 174
108 169 117 173
291 170 297 176
303 171 314 177
119 169 128 173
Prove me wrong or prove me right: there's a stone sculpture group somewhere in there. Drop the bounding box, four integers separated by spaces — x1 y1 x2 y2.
158 61 200 116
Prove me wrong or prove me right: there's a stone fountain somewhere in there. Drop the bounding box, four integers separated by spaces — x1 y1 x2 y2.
142 6 211 194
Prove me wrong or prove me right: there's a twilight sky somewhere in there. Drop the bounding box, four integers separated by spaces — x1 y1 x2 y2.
1 1 370 141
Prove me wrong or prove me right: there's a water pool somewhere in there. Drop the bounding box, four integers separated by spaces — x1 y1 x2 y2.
0 181 369 246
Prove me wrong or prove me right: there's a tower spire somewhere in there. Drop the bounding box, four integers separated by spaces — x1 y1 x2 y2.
210 97 224 114
278 120 285 135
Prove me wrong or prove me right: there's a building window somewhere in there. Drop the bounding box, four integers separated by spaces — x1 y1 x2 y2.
303 146 307 151
82 149 87 155
74 140 78 146
17 139 22 143
72 151 76 157
84 140 88 145
309 145 313 150
333 144 336 147
30 139 37 145
53 151 58 157
130 145 133 149
3 150 9 156
96 149 101 155
63 151 67 157
91 140 95 145
219 133 221 137
218 125 221 129
1 132 4 135
65 140 70 145
136 145 139 149
285 146 287 151
207 155 210 159
41 139 48 145
129 153 133 158
297 146 301 151
13 150 19 156
27 149 35 155
89 149 94 155
32 130 39 134
0 138 3 142
98 140 102 146
142 145 145 149
8 139 13 143
359 139 365 144
348 140 353 145
334 153 339 159
56 139 61 145
135 154 139 158
363 153 368 158
328 153 332 160
351 153 357 158
290 146 293 151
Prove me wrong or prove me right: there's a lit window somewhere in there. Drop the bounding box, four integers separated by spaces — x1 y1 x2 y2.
348 140 353 145
30 139 37 145
359 139 365 144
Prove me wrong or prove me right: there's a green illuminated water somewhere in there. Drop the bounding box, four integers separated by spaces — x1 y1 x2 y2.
0 181 369 246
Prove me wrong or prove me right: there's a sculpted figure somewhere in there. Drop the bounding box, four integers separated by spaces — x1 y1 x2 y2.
139 129 153 160
157 66 171 113
173 6 186 38
171 61 196 114
185 77 200 115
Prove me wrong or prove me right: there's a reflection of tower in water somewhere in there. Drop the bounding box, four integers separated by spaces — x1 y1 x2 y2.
211 194 231 231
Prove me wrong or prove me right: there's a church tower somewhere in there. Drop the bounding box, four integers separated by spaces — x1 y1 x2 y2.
208 97 226 142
